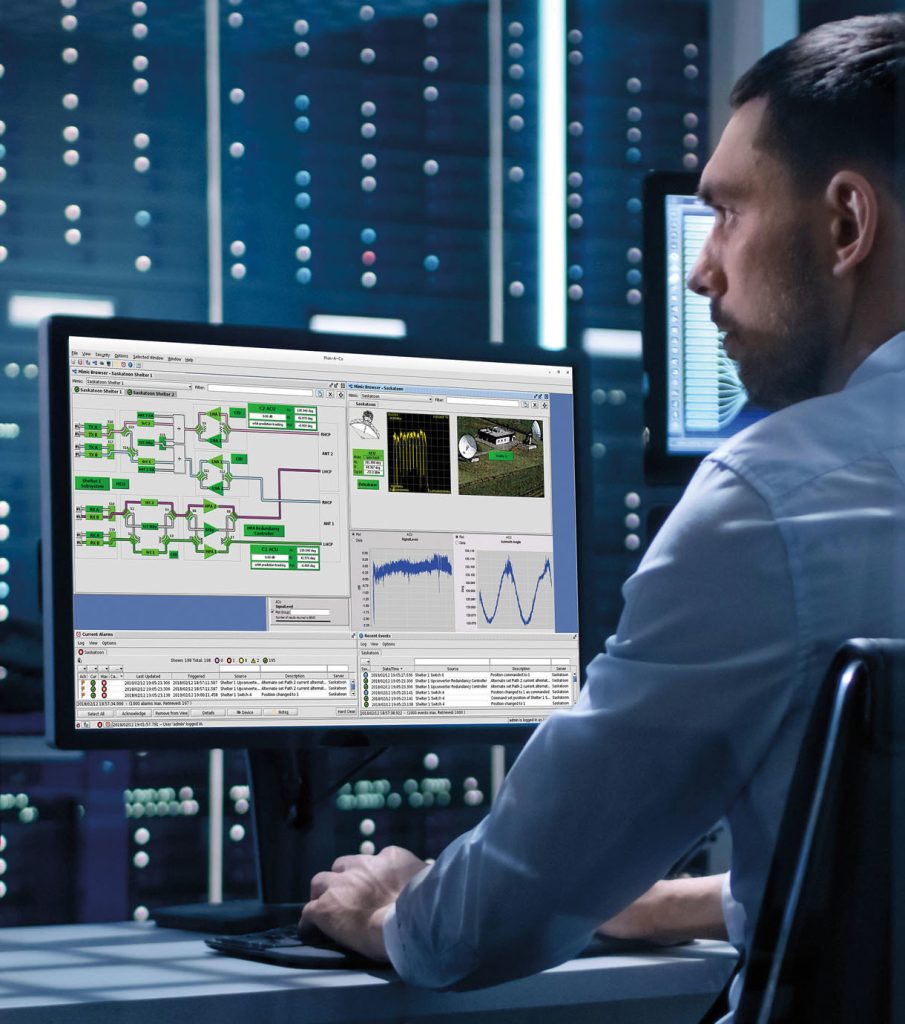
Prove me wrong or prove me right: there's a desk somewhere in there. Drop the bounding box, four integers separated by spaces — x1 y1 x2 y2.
0 923 737 1023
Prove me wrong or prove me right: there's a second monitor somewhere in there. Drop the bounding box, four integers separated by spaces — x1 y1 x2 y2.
643 171 768 486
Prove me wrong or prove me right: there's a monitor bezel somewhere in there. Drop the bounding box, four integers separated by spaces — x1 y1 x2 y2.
41 314 591 750
642 170 705 487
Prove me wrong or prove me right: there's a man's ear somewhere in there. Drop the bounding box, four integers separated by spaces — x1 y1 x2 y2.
825 171 879 278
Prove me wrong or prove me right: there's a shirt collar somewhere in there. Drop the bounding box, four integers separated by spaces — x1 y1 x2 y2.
844 331 905 390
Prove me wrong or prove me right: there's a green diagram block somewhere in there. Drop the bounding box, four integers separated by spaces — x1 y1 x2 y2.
140 522 159 531
229 406 246 418
243 523 285 538
249 543 320 571
85 531 104 540
84 424 103 438
140 498 158 506
85 505 105 521
136 412 155 426
352 448 385 477
231 452 248 465
137 438 154 447
357 479 379 490
112 479 129 490
247 403 317 431
488 451 515 462
140 549 160 556
76 476 110 491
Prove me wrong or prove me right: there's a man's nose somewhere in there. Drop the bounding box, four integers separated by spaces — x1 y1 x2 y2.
687 239 725 298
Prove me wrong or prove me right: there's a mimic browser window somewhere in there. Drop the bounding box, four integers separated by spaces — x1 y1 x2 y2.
68 336 580 730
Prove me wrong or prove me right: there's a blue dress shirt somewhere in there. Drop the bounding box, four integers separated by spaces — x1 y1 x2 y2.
384 331 905 994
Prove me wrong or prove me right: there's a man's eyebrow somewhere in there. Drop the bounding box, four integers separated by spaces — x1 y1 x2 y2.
696 181 746 206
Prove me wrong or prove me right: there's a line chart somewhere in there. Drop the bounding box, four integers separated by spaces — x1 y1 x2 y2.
368 548 452 626
370 549 455 630
477 551 554 630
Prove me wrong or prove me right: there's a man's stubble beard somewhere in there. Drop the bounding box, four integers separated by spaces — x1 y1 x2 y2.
737 232 837 411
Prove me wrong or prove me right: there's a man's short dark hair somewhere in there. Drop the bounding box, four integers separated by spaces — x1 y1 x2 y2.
731 13 905 196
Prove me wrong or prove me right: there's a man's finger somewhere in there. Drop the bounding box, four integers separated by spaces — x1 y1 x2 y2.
309 870 334 900
331 854 364 873
298 898 326 937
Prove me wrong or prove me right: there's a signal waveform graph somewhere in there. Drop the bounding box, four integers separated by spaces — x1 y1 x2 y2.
370 549 455 630
477 551 554 630
387 412 451 494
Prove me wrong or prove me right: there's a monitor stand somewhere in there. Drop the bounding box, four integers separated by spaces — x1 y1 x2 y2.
153 748 334 934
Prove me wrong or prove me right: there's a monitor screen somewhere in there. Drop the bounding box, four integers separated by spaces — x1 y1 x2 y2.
41 317 584 748
643 172 768 485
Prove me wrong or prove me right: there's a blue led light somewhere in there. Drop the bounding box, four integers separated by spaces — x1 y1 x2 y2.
294 116 310 133
626 147 642 163
423 254 439 271
360 227 376 244
568 264 583 281
134 210 151 227
296 267 312 284
627 197 642 214
295 170 311 186
294 94 310 111
626 268 642 285
295 192 311 209
294 224 311 240
0 582 8 599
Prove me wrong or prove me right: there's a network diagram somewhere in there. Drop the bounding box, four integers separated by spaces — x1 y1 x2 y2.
71 400 341 584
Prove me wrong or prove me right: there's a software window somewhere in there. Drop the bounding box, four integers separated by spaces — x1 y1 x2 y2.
68 335 580 730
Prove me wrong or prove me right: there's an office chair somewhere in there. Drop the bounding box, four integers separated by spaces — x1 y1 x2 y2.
734 638 905 1023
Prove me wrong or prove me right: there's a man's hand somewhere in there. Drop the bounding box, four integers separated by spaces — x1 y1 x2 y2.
597 873 729 945
300 846 428 961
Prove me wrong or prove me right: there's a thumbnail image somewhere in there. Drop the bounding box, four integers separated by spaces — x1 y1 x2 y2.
387 412 451 494
456 417 545 498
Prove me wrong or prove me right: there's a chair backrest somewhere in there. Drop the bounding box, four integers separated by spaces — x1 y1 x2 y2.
736 638 905 1024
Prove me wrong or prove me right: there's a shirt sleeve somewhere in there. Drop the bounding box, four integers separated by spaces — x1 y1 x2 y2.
386 457 801 990
721 871 747 951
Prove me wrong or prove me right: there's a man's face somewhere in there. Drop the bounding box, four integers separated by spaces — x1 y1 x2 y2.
687 98 840 410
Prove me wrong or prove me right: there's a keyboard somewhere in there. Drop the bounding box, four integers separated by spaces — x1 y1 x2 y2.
206 924 381 969
205 923 679 970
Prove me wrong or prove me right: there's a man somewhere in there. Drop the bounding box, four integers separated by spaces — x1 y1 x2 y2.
302 11 905 1006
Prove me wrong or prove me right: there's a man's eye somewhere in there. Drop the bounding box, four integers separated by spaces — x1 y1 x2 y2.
714 207 736 227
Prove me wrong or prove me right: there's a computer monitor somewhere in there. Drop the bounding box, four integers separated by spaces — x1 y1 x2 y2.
40 315 588 928
643 171 768 486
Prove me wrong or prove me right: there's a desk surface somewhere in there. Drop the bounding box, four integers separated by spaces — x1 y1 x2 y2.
0 922 737 1024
